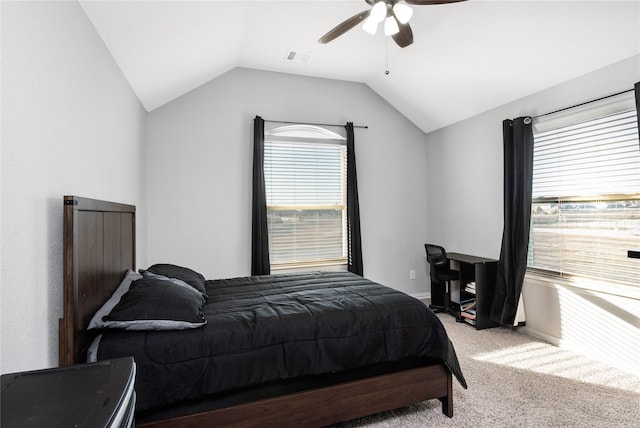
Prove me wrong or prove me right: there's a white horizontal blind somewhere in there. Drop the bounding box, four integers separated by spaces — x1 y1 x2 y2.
264 139 347 269
532 110 640 198
528 110 640 287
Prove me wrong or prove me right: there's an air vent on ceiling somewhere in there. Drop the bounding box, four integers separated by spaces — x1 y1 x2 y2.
284 50 314 64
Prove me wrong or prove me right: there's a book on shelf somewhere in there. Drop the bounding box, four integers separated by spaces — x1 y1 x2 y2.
464 285 476 294
460 300 476 311
462 317 476 326
460 311 476 320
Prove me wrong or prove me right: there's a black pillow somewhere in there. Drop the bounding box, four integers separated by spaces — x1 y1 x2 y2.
103 278 206 330
146 263 208 300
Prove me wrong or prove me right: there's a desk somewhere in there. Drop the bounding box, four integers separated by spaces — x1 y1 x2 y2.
446 252 498 330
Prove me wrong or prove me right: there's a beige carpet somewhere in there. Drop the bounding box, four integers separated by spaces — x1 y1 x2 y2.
332 314 640 427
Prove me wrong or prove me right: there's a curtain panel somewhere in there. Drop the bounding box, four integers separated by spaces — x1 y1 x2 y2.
251 116 270 276
635 82 640 140
490 117 533 326
346 122 364 276
252 118 363 276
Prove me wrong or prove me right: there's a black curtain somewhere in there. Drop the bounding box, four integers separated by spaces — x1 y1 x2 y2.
251 116 270 276
635 82 640 140
346 122 364 276
490 117 534 326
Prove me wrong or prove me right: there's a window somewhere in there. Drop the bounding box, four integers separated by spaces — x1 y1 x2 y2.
264 125 347 271
528 96 640 290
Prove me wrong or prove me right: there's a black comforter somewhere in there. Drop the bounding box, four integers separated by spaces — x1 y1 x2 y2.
97 271 467 412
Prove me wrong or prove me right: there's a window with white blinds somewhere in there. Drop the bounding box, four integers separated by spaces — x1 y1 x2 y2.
264 125 347 270
528 108 640 288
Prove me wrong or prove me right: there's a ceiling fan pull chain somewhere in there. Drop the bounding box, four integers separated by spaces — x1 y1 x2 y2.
385 37 390 75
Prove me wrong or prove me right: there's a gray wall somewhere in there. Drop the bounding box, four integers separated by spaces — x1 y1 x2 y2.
146 67 430 296
1 1 147 373
424 55 640 374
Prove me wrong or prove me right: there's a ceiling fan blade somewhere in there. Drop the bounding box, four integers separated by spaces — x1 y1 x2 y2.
318 10 370 44
405 0 468 5
392 20 413 48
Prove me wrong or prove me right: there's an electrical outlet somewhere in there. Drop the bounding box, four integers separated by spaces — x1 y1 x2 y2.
409 270 416 280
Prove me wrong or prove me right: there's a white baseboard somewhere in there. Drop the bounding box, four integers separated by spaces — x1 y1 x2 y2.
521 326 561 347
409 292 430 302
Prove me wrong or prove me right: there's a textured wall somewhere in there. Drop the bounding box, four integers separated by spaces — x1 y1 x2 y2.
1 1 147 373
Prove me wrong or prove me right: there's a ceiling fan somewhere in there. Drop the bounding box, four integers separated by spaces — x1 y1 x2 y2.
318 0 468 48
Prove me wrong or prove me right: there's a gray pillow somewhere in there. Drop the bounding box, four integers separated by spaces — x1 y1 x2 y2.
140 270 202 298
87 270 141 330
144 263 208 301
101 278 207 331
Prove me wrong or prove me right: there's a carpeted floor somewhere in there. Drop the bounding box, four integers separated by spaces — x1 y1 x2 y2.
331 314 640 427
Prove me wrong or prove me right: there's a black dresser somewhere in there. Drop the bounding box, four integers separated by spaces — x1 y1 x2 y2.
1 357 135 428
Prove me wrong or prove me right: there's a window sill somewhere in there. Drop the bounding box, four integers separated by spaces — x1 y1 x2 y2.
272 263 348 274
525 271 640 300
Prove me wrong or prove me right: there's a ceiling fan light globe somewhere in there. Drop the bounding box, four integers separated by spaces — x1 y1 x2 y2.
362 17 379 35
384 16 399 36
370 1 387 23
393 2 413 24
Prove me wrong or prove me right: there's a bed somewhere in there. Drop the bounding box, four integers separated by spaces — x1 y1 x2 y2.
59 196 467 427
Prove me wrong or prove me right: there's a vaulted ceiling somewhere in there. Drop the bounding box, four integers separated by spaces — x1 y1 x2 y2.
80 0 640 133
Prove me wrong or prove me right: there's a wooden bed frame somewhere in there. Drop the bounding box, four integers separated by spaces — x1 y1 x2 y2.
59 195 454 427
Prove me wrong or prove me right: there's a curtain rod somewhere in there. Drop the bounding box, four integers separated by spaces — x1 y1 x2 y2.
533 88 634 120
264 119 368 129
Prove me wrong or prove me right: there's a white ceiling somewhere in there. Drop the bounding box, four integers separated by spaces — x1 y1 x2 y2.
79 0 640 133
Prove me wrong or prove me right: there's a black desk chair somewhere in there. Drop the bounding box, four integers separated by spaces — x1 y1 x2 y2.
425 244 459 316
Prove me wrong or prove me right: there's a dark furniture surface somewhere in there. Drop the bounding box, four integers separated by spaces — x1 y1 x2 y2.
425 244 459 317
59 196 462 428
1 357 135 428
59 196 135 367
447 252 499 330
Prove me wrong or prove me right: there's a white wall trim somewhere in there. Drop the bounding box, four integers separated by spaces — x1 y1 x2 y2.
409 292 430 301
520 326 561 347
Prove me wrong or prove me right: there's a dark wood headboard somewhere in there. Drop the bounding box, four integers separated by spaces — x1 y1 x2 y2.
59 196 136 367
